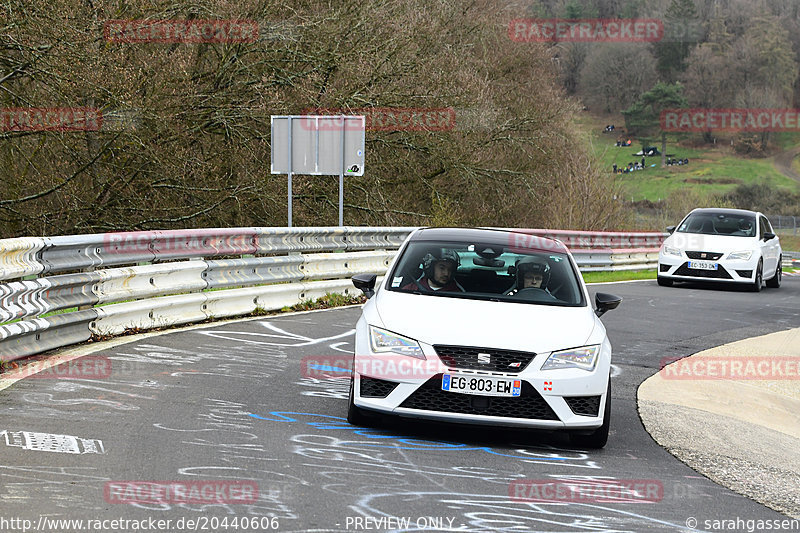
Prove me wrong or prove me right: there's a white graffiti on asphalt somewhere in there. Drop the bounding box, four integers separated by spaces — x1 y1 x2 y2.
295 377 349 399
197 321 355 347
355 492 687 532
249 411 599 468
0 429 105 454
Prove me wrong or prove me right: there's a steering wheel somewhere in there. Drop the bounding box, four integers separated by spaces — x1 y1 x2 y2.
512 287 558 301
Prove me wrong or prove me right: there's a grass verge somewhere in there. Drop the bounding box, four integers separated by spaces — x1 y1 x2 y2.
583 269 656 283
281 292 366 312
777 233 800 252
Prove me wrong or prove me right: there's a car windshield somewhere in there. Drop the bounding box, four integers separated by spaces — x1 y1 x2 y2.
386 240 585 306
676 212 756 237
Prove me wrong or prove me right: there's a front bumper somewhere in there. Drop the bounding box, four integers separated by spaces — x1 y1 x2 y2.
658 251 759 284
352 334 611 430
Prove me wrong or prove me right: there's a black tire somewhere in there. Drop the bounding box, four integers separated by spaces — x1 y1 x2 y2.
347 375 370 426
766 258 782 288
569 376 611 449
657 276 673 287
750 261 763 292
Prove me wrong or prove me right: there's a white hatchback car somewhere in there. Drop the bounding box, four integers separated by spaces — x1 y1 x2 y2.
349 227 621 448
657 208 782 291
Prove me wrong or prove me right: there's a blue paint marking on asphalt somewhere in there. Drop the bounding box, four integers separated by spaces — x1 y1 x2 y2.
307 363 352 373
248 411 568 460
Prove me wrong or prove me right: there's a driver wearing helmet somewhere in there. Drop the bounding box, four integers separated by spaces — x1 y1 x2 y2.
403 249 465 292
505 257 552 296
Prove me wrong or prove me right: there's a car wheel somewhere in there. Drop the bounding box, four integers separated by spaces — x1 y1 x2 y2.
569 376 611 449
657 276 672 287
347 375 371 426
750 260 763 292
766 257 782 288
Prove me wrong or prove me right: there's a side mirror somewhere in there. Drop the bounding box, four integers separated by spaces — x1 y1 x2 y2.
763 232 776 241
352 273 377 298
666 226 676 234
595 293 622 317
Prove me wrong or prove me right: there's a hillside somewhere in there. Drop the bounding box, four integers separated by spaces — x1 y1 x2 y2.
0 0 627 237
574 112 800 230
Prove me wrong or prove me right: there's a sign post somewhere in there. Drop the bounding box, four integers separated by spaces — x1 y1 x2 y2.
271 115 365 227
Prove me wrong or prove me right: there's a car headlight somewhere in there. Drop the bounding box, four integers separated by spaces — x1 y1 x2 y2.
541 346 600 371
369 326 425 359
661 245 682 257
727 250 753 261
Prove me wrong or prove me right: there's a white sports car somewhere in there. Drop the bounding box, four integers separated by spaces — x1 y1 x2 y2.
349 227 621 448
658 208 782 291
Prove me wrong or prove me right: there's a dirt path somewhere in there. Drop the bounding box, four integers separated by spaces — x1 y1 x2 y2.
774 146 800 183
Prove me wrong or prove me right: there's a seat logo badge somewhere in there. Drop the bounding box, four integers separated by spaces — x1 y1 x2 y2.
477 353 491 364
508 362 522 368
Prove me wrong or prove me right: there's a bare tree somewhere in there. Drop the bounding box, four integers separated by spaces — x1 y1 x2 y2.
0 0 629 235
578 43 658 114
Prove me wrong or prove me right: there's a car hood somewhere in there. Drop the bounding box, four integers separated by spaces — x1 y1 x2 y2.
666 232 757 253
374 289 596 354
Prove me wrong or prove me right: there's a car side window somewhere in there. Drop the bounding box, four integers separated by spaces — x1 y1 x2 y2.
759 217 767 238
763 217 774 234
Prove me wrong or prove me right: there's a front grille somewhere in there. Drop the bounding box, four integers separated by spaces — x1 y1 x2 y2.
673 263 733 279
565 396 601 417
434 345 536 373
686 251 723 260
360 376 399 398
399 375 559 420
659 264 670 272
736 270 753 278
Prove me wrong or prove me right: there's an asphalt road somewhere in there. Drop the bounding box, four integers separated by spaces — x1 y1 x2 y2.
1 278 799 533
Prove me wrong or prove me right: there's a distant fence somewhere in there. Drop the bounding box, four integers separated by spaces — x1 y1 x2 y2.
767 215 798 236
0 226 664 364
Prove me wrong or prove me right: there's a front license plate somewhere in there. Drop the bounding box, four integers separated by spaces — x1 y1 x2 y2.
688 261 718 270
441 374 522 397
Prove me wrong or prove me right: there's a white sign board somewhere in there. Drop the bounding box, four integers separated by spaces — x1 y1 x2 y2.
270 116 365 176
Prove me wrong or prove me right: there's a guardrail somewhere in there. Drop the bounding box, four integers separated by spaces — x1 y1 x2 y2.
0 227 665 365
784 251 800 268
517 229 664 272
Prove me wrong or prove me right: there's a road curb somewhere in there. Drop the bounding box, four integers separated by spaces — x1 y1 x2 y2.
637 328 800 519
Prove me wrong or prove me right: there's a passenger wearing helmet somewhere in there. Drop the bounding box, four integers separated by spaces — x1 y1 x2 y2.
505 257 552 296
402 249 465 292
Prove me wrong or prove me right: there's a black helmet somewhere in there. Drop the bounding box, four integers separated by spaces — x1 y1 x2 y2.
422 249 460 278
515 257 550 288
